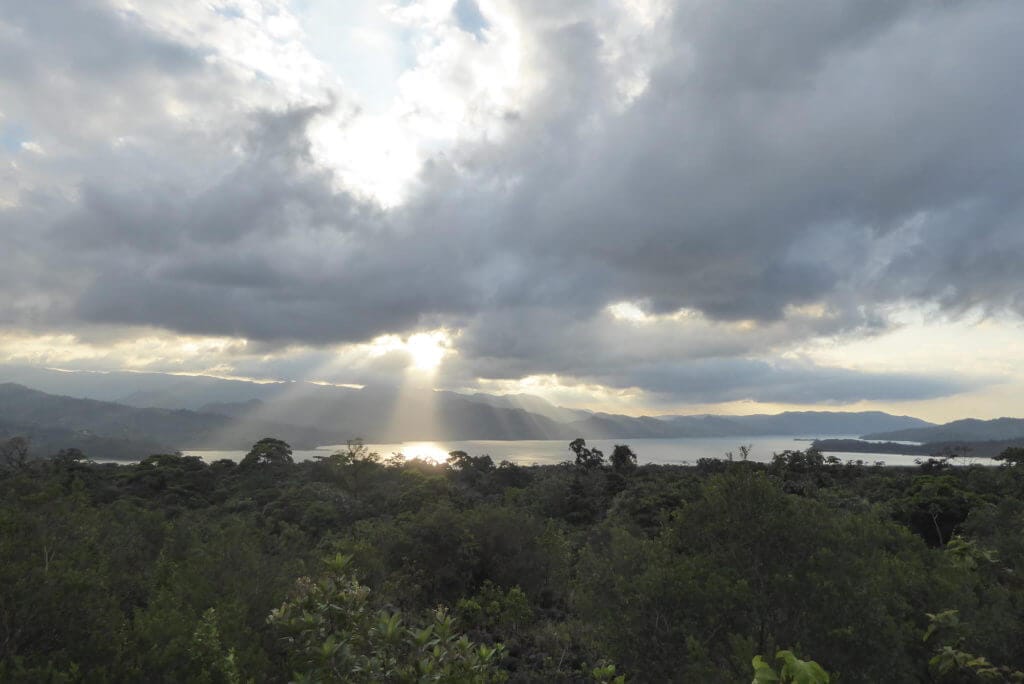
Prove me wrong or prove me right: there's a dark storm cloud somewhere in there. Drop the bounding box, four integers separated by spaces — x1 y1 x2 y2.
595 358 982 406
501 0 1024 322
0 0 211 153
0 0 201 81
2 0 1022 403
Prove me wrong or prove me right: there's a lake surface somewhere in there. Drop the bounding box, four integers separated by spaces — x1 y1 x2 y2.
186 435 961 467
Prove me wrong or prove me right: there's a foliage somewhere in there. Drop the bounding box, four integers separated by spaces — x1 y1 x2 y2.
0 436 29 468
2 438 1024 681
268 554 507 683
575 466 939 681
608 444 637 474
591 662 626 684
241 437 294 467
994 447 1024 467
189 608 245 684
923 610 1024 682
569 438 605 469
317 439 381 467
751 650 830 684
448 450 496 473
456 582 534 637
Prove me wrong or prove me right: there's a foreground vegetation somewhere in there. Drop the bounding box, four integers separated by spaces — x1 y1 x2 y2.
2 437 1024 682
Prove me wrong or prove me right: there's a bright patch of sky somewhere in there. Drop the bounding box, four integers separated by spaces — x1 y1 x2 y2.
291 1 412 113
283 0 530 204
0 121 28 153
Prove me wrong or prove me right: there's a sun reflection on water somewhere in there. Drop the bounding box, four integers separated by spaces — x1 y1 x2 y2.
391 442 450 464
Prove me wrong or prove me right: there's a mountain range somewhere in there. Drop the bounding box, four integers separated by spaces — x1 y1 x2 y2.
0 382 346 455
864 418 1024 443
0 365 968 461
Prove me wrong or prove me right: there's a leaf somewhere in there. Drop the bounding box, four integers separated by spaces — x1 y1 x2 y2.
752 655 781 683
777 650 830 684
413 626 434 646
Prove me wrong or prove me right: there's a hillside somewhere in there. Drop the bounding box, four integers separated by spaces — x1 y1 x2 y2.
864 417 1024 443
728 410 933 436
0 420 168 461
562 410 933 440
0 383 344 455
0 368 939 444
813 437 1024 460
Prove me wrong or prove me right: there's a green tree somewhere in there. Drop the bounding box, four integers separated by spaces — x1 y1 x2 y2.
570 439 605 470
318 439 381 467
0 436 29 468
575 468 936 681
448 451 496 474
609 445 637 474
994 447 1024 468
240 437 293 467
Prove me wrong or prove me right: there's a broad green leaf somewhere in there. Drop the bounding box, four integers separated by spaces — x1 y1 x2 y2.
752 655 781 683
777 650 830 684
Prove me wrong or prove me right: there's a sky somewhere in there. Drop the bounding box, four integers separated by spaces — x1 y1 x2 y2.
1 0 1023 422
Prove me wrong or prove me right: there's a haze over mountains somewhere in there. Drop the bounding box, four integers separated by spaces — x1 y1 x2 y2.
864 418 1024 444
0 383 345 457
4 364 1024 463
0 365 974 460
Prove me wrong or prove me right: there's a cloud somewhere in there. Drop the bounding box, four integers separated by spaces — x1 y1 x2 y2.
594 357 983 406
2 0 1022 407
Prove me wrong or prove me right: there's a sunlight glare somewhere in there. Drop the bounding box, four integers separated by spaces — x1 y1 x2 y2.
396 442 449 464
406 332 449 371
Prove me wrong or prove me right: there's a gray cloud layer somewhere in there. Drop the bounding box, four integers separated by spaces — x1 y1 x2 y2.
2 0 1021 404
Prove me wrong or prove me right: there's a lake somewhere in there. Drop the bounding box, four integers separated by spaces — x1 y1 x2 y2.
185 435 960 467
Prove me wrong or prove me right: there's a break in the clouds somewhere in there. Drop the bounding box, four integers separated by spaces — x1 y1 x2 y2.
2 0 1023 416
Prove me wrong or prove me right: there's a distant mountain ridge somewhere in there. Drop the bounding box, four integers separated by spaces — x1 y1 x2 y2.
814 437 1024 460
0 383 346 455
561 410 932 440
0 364 290 408
0 368 950 461
864 417 1024 443
728 411 933 436
0 366 935 439
463 392 593 423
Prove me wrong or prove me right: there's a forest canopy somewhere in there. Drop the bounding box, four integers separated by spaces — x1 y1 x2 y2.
2 437 1024 682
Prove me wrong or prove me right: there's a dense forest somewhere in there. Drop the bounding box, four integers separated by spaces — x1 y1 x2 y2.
3 437 1024 682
